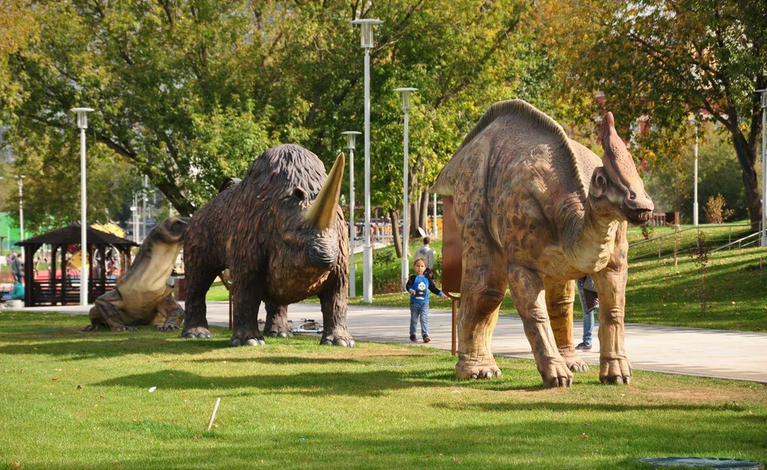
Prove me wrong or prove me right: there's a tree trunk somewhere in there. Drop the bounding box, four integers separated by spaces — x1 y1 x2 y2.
419 190 429 235
389 209 402 258
729 128 761 230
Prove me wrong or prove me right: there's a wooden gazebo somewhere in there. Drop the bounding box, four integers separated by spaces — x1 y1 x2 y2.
17 224 139 306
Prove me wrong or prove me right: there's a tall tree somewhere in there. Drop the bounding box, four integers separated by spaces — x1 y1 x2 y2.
536 0 767 228
1 0 542 225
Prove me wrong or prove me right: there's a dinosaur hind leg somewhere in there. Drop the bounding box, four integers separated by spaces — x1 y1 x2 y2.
455 224 507 380
509 265 572 388
544 277 588 373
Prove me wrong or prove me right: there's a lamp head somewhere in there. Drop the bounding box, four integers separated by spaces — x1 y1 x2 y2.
351 19 383 49
341 131 361 150
70 107 94 129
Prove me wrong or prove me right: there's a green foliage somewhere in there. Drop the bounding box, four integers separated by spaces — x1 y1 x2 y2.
535 0 767 225
0 0 550 221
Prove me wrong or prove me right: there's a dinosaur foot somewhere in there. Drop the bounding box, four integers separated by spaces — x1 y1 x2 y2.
320 332 355 348
455 358 502 380
181 327 211 339
536 356 573 388
599 358 632 385
157 324 181 332
559 345 590 373
230 329 266 347
82 324 106 332
267 331 293 338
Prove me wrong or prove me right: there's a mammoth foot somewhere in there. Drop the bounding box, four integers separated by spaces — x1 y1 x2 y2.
320 334 355 348
600 358 632 385
82 324 106 332
536 356 573 388
181 327 212 339
230 329 266 347
455 358 502 380
558 346 590 373
267 331 293 338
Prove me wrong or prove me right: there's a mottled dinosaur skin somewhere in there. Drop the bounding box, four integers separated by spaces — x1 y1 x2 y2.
83 217 189 332
181 144 353 348
433 100 653 387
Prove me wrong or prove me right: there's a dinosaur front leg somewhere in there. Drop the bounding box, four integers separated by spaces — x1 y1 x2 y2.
229 272 265 347
264 304 293 338
82 290 135 332
509 265 573 388
544 278 588 373
156 294 185 332
592 261 631 385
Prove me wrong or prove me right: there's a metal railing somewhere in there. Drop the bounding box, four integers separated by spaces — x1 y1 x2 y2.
711 231 761 252
628 223 757 261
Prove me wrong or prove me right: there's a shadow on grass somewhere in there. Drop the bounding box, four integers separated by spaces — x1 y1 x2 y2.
92 366 547 397
0 335 229 359
191 356 361 365
432 400 726 413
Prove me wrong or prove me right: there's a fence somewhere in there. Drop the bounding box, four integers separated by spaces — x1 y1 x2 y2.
628 223 757 261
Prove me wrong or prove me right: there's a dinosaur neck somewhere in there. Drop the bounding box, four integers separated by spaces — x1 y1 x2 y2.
564 200 620 273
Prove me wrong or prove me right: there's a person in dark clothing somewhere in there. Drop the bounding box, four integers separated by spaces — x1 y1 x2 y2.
406 257 447 343
575 275 599 350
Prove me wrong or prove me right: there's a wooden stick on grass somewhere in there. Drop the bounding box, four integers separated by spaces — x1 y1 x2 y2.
207 397 221 431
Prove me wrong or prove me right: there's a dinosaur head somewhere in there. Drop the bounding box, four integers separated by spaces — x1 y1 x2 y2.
153 216 190 244
588 112 654 224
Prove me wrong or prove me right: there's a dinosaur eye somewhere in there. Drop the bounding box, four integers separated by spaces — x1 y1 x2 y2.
596 174 607 187
629 191 636 200
293 187 307 201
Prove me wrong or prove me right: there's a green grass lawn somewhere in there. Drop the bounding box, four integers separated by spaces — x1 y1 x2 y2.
1 312 766 469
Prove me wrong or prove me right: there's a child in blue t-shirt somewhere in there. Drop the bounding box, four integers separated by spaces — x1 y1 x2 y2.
406 257 447 343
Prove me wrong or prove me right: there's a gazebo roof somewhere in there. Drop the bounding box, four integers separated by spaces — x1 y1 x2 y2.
16 223 139 247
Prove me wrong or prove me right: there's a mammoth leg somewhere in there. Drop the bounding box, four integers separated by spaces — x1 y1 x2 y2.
156 294 185 332
82 290 135 332
229 272 265 347
181 264 218 339
318 264 354 348
264 304 293 337
592 235 632 385
454 218 507 380
544 278 588 373
508 265 572 388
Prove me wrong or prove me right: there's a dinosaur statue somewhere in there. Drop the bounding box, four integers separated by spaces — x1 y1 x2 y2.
83 216 190 332
181 144 354 347
432 100 653 387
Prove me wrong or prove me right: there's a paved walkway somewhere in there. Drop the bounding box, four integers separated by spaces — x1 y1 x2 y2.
22 302 767 384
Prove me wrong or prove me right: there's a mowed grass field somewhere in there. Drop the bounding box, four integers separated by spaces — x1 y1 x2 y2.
1 312 766 469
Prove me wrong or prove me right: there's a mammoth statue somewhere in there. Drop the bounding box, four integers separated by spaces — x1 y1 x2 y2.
182 144 354 347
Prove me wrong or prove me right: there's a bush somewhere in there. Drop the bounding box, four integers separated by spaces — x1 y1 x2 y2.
374 250 395 266
641 223 654 240
703 193 734 224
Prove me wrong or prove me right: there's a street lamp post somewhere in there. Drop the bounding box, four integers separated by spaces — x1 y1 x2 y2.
351 18 383 303
689 114 699 226
71 107 93 306
394 87 417 288
341 131 361 298
16 175 25 241
757 89 767 246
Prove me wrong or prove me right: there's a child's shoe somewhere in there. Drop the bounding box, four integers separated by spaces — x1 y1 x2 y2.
410 335 417 342
423 335 431 343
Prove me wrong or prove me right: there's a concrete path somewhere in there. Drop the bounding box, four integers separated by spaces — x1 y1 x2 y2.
21 302 767 384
